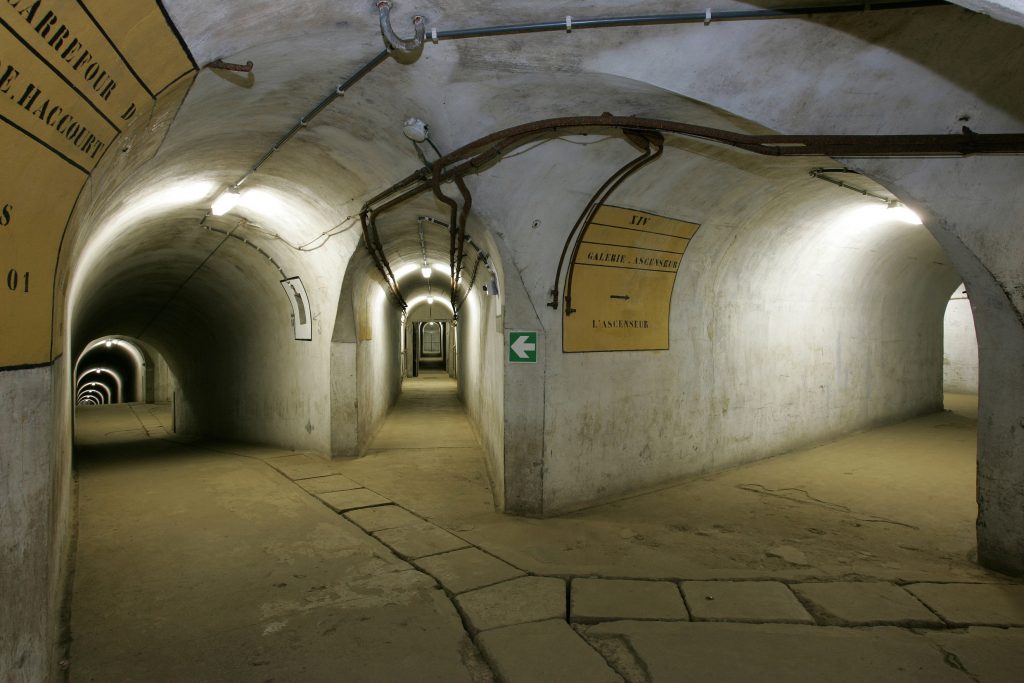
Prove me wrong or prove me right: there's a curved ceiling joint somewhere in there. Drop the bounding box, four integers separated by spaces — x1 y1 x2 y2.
376 1 425 61
200 218 288 279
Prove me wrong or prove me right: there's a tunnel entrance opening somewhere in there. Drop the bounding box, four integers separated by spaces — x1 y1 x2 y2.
73 336 175 446
75 337 145 406
943 283 979 411
411 320 449 375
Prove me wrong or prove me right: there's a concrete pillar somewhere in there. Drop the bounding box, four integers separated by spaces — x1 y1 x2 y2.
0 360 72 680
974 287 1024 576
330 341 359 457
501 261 545 516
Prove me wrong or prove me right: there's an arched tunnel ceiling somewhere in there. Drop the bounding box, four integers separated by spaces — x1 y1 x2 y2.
63 1 1024 363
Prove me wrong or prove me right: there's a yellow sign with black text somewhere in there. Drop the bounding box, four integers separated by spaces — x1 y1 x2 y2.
563 205 700 352
0 0 195 367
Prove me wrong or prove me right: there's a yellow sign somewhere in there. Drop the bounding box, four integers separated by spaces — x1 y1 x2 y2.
0 127 85 364
0 0 195 367
563 205 700 352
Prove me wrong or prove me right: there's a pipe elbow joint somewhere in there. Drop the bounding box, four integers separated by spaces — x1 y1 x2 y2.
377 1 425 61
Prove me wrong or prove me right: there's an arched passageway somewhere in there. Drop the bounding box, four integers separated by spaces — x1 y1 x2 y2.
3 2 1024 680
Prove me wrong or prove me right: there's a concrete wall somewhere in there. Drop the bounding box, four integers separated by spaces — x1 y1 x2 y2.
0 360 71 682
457 275 507 511
471 137 959 514
151 351 176 404
161 240 333 452
355 283 403 454
944 284 979 394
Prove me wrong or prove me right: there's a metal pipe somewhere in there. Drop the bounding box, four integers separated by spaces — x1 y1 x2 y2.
355 117 1024 240
231 0 959 308
360 209 407 308
809 168 892 204
433 2 947 41
556 134 663 312
225 1 948 191
430 165 461 307
377 0 425 56
230 49 389 190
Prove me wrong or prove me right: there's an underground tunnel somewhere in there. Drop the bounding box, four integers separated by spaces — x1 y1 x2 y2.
2 1 1024 680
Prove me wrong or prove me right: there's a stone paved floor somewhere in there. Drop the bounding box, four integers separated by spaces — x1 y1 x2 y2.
69 386 1023 682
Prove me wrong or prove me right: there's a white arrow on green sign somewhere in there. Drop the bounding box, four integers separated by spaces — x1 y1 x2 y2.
509 331 537 363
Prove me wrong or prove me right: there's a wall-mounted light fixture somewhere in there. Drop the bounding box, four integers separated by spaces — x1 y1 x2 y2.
811 169 923 226
211 188 241 216
885 200 923 225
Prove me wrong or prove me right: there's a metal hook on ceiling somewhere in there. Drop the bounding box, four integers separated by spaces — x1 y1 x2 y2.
376 0 425 60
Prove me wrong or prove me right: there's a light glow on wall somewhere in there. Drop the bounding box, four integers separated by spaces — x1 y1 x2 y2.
406 294 455 315
846 203 923 226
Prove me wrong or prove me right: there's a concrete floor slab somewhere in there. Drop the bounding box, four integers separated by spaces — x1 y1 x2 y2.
315 488 391 512
455 576 566 633
415 547 526 594
338 390 995 586
927 627 1024 683
266 452 336 480
792 581 943 626
345 504 423 532
571 578 688 623
69 432 490 682
906 583 1024 625
365 375 481 451
581 621 973 683
70 387 1020 681
681 581 814 624
477 619 623 683
297 473 363 494
374 522 471 559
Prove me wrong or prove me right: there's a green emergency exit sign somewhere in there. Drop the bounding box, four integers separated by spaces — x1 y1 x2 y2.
509 331 537 363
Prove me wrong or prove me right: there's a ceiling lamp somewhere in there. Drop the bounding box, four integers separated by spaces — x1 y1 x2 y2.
211 189 241 216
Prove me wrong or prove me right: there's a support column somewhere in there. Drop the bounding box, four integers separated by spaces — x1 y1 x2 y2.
0 359 72 680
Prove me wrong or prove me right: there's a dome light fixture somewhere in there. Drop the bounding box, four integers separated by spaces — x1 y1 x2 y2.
403 118 429 142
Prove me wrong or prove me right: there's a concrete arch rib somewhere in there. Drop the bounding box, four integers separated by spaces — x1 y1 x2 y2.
852 156 1024 575
329 248 403 457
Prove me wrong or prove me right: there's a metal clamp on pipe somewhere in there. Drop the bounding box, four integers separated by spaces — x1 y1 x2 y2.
377 0 425 61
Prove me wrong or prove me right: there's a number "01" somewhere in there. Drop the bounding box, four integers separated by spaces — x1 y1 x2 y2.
6 269 29 293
